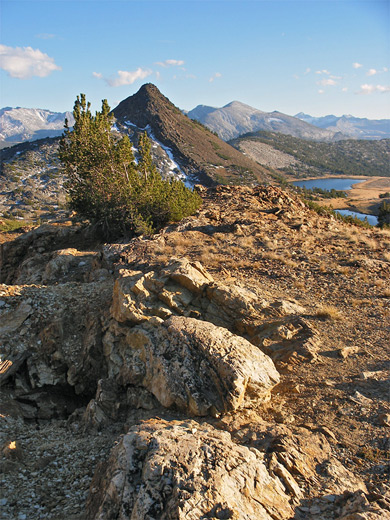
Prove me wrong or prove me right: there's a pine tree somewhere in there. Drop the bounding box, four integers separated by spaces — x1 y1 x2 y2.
59 94 201 238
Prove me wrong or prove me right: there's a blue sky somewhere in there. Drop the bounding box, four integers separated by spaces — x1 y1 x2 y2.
1 0 389 118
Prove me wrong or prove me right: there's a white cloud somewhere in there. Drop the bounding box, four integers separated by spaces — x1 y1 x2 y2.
377 85 390 93
357 83 390 94
304 67 311 75
316 69 330 75
209 72 222 83
0 44 61 79
36 33 56 40
353 62 363 69
155 59 184 67
367 67 389 76
317 78 337 86
93 72 103 79
342 87 348 92
106 68 152 87
318 89 325 94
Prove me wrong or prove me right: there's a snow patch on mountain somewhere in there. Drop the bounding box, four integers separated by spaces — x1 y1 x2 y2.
0 107 75 146
114 119 190 186
188 102 342 142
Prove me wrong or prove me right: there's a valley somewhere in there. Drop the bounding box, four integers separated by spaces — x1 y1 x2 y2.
318 176 390 216
290 175 390 218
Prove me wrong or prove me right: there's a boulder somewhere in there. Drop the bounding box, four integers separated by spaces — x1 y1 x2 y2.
103 316 280 416
86 419 294 520
110 258 316 370
250 317 320 369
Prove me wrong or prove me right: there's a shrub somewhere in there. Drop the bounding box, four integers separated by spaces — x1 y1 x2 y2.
59 94 201 238
378 201 390 228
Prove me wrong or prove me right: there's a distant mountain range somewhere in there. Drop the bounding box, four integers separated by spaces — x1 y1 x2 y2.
230 130 390 179
0 107 74 148
188 101 344 142
2 96 389 150
2 84 389 222
294 113 390 140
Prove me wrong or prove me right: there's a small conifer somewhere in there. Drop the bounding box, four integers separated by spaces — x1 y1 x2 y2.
59 95 201 237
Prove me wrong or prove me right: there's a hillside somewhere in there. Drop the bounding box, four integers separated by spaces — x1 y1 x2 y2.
0 137 66 221
112 84 272 186
188 101 343 142
230 131 390 178
1 185 389 519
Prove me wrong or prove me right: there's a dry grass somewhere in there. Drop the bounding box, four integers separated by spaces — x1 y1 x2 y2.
342 229 360 244
383 251 390 262
293 280 306 290
318 262 327 273
263 238 277 251
235 236 256 249
261 251 299 268
283 258 299 268
199 251 227 268
360 236 378 250
382 288 390 298
358 270 370 283
351 298 371 308
336 265 350 276
315 305 343 321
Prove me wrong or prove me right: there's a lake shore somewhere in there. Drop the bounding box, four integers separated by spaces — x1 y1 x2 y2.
290 176 390 216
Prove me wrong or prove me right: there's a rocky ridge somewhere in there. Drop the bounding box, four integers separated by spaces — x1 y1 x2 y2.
112 84 271 186
1 185 389 519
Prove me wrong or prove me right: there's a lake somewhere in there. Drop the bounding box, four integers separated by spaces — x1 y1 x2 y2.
292 178 366 191
291 177 377 225
335 209 378 226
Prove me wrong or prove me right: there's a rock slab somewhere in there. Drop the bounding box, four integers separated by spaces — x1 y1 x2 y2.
86 419 293 520
104 316 280 416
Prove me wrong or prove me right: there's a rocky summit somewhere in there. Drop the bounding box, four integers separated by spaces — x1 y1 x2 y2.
1 185 390 519
112 84 271 186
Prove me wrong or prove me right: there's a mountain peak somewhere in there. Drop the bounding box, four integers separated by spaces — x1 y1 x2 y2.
112 83 176 128
111 84 271 186
223 100 247 108
135 82 165 101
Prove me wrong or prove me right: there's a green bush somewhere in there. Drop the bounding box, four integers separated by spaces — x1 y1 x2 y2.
59 94 201 237
378 201 390 227
0 218 32 232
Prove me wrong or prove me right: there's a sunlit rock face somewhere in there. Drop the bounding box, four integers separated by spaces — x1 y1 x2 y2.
86 419 294 520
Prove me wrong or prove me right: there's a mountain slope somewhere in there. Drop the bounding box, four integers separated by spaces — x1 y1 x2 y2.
230 130 390 178
295 112 390 140
112 84 271 186
0 107 74 148
188 101 342 142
